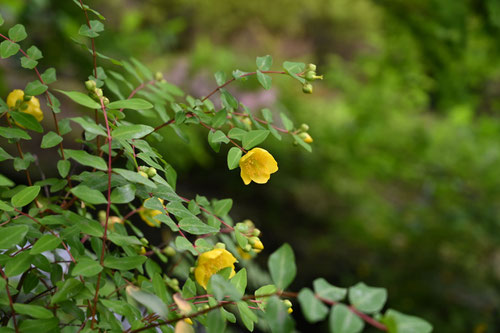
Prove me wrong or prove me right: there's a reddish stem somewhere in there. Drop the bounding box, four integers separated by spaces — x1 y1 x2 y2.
0 267 19 332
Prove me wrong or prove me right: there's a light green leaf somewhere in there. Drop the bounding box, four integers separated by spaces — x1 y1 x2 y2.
227 147 242 170
265 296 295 333
127 286 168 319
382 309 433 333
9 112 42 133
228 127 247 141
41 131 63 148
237 301 258 331
348 282 387 314
279 112 293 131
65 149 107 171
268 243 296 290
230 268 247 297
25 80 48 96
313 278 347 302
298 287 329 323
110 184 136 203
107 98 153 110
72 258 103 277
0 40 20 58
30 234 61 254
57 159 71 178
257 70 272 90
21 57 38 69
51 279 83 304
71 117 107 136
208 274 242 301
8 24 27 42
78 20 104 38
56 89 101 109
11 185 40 207
13 304 53 319
26 46 43 60
41 68 57 84
0 225 29 249
0 174 13 187
0 200 14 211
283 61 306 84
256 55 273 71
242 130 270 150
71 184 107 205
103 255 147 270
112 124 154 140
330 304 364 333
178 217 219 235
113 168 156 188
0 126 31 140
214 198 232 216
5 252 32 277
175 236 197 256
0 147 14 161
18 318 59 333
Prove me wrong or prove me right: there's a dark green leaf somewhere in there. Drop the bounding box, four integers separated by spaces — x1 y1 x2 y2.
112 124 154 140
103 255 147 270
56 89 101 109
0 126 31 140
71 184 107 205
65 149 107 170
30 234 61 254
268 243 296 290
11 185 40 207
127 286 168 318
72 258 103 277
5 252 32 277
0 225 29 249
40 131 62 148
13 304 53 319
265 296 295 333
51 279 84 304
25 81 48 96
0 147 13 161
110 184 136 203
71 117 107 136
18 318 59 333
10 111 42 132
107 98 153 110
382 309 433 333
179 217 219 235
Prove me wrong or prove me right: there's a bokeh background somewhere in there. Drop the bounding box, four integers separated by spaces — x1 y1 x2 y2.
1 0 500 332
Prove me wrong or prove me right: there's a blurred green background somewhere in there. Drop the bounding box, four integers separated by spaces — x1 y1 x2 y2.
1 0 500 332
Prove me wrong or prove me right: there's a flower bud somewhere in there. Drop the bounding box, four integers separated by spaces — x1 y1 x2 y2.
305 71 316 81
299 132 313 143
138 171 149 179
146 167 157 178
85 80 97 91
94 88 103 97
243 219 254 228
140 237 149 246
302 83 313 94
155 71 164 81
163 246 176 256
306 63 317 72
252 228 261 236
244 244 252 252
248 236 259 246
299 123 310 132
283 300 292 308
214 242 226 249
252 239 264 251
98 210 106 223
139 246 146 255
102 97 110 105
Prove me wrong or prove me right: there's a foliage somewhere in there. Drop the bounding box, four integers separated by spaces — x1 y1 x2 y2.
0 2 435 333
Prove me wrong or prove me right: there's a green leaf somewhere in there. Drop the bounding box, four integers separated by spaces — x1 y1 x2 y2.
228 127 247 141
329 304 364 333
10 112 43 133
103 255 147 270
0 174 14 187
242 130 270 149
5 252 32 277
11 185 40 207
178 217 219 235
127 286 168 318
112 124 154 140
210 130 230 144
268 243 296 290
256 55 273 71
237 301 258 331
257 70 272 90
40 131 63 148
0 200 14 211
283 61 306 84
175 236 197 255
78 20 104 38
208 274 242 301
280 112 293 131
382 309 433 333
56 90 101 109
13 304 53 319
71 117 107 136
8 24 27 42
108 233 142 246
0 225 29 249
72 258 103 277
25 80 48 96
265 296 295 333
78 218 104 237
107 98 153 110
51 279 84 304
348 282 387 314
292 133 312 152
110 184 136 203
0 40 20 58
227 147 242 170
214 198 233 216
26 45 43 60
207 308 226 333
0 13 4 26
113 168 156 188
18 318 59 333
21 57 38 69
313 278 347 302
41 68 57 84
230 268 247 297
71 184 107 205
65 149 107 170
57 159 71 178
0 147 13 161
255 285 277 310
0 126 31 140
30 234 61 254
298 288 329 323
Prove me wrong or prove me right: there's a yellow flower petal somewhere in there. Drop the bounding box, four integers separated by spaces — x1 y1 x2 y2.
138 198 164 227
239 148 278 185
7 89 23 109
194 248 237 289
6 89 44 125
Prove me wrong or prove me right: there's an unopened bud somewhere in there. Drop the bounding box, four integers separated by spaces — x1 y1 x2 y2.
283 299 292 308
302 83 313 94
163 246 176 256
138 171 149 179
85 80 97 91
94 88 103 97
244 244 252 252
299 123 310 132
252 228 261 236
306 63 317 72
155 71 164 81
299 132 313 143
102 97 110 105
98 210 106 223
214 242 226 249
140 237 149 246
248 237 259 246
146 167 157 178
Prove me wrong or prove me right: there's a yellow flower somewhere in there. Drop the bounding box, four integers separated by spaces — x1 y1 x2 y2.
239 148 278 185
252 239 264 253
237 246 253 260
184 318 193 325
7 89 43 122
138 198 164 227
303 133 313 143
194 248 237 289
288 307 293 314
